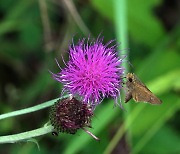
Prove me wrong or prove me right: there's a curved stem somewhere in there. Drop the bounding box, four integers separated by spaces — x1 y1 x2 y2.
0 125 53 144
104 0 130 153
0 95 69 120
0 95 70 144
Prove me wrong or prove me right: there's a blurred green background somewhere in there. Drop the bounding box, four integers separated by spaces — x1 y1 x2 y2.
0 0 180 154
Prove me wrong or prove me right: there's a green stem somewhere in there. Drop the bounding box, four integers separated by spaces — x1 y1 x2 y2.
0 95 70 144
114 0 128 55
0 125 53 144
106 0 131 153
0 95 69 120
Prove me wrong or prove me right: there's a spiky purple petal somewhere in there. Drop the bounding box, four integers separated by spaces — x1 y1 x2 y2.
52 37 125 107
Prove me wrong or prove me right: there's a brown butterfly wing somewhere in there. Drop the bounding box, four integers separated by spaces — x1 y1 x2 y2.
132 83 162 104
125 90 132 103
125 73 162 104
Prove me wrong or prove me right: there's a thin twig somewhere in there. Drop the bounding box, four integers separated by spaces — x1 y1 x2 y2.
38 0 54 52
53 0 90 35
82 128 100 141
63 0 90 35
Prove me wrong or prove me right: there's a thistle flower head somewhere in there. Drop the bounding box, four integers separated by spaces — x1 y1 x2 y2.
52 37 125 107
50 97 93 134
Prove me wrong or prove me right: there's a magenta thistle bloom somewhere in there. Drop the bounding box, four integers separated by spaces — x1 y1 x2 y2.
52 37 125 107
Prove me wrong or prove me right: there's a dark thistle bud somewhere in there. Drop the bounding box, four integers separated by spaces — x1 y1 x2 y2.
49 97 99 140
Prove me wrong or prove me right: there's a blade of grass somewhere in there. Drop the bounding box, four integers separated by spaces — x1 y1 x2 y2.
103 104 144 154
133 95 180 153
113 0 131 152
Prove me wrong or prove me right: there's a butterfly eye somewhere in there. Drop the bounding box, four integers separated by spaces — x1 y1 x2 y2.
128 78 133 82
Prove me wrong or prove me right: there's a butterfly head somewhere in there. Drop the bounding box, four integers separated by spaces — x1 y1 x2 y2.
126 73 135 83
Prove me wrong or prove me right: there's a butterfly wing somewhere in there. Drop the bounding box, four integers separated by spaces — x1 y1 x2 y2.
132 84 162 104
125 73 162 104
125 90 132 103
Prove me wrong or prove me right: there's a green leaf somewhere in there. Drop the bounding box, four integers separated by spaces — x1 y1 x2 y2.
20 21 42 50
127 0 165 47
147 69 180 95
27 138 40 151
90 0 165 47
132 93 180 153
137 26 180 80
141 126 180 154
91 0 114 20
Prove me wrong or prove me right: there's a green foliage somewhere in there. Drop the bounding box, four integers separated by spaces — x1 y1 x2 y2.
141 126 180 154
91 0 165 47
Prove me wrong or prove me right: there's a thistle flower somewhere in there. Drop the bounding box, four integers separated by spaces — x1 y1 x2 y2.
52 37 125 108
49 97 99 140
